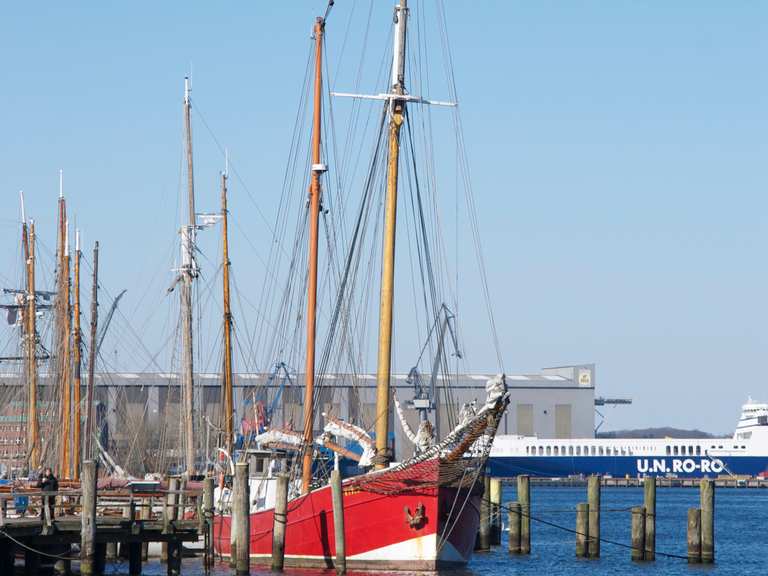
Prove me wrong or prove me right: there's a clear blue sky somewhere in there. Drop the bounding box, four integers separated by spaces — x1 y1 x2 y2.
1 1 766 433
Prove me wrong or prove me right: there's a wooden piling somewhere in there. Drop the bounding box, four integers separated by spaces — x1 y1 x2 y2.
141 497 150 561
508 502 521 554
128 543 142 576
94 543 107 576
331 469 346 575
203 476 215 569
490 477 502 545
517 475 531 554
80 460 97 576
687 508 702 563
234 462 250 576
162 477 180 562
477 475 491 551
587 475 600 558
700 478 714 564
630 506 645 562
166 541 181 576
643 476 656 561
575 502 589 558
271 473 289 572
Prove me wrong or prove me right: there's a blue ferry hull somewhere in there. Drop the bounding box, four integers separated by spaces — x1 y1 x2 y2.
488 455 768 478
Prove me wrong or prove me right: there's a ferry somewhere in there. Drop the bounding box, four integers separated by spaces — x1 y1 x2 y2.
488 398 768 478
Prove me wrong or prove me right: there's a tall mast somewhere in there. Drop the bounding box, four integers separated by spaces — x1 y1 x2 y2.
84 241 99 462
57 174 72 478
72 230 82 479
374 0 408 469
220 170 234 456
181 76 197 476
301 16 325 494
26 220 39 470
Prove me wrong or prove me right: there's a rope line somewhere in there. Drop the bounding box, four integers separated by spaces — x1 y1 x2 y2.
498 501 690 561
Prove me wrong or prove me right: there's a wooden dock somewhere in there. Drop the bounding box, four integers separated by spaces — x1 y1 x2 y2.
0 475 211 575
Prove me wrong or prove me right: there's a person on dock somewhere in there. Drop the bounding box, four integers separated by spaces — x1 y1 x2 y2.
36 467 58 519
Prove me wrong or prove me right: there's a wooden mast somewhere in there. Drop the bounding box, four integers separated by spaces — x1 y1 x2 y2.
26 220 39 470
374 0 408 469
84 241 99 462
72 230 82 479
301 16 325 494
57 180 72 478
181 76 197 476
221 170 234 456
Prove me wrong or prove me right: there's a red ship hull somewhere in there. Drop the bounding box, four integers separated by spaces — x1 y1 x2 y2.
212 459 482 570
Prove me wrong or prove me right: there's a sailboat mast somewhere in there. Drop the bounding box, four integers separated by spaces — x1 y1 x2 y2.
26 220 39 470
57 184 73 478
84 241 99 462
72 230 82 479
181 76 197 476
374 0 408 469
301 16 325 494
221 171 234 456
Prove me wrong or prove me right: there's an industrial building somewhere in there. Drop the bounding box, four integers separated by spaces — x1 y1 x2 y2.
0 363 601 474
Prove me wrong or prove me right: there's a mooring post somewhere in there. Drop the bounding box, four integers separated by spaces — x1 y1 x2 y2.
700 478 714 564
94 543 107 576
128 542 142 576
234 462 250 576
162 477 180 562
81 460 98 576
587 475 600 558
331 469 346 575
141 497 150 561
271 473 289 572
687 508 702 563
166 541 182 576
203 476 215 569
490 477 502 545
477 474 491 551
517 475 531 554
631 506 646 562
508 501 521 554
575 502 589 557
643 476 656 561
119 501 132 558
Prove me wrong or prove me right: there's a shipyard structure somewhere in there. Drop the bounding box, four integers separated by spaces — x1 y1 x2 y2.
0 363 601 475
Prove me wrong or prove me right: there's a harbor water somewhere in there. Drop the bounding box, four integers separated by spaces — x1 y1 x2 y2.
101 485 765 576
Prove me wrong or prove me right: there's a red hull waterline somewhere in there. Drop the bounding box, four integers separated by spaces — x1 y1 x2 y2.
213 462 482 570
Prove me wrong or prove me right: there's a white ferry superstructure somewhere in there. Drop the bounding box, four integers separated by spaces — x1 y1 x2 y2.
488 398 768 478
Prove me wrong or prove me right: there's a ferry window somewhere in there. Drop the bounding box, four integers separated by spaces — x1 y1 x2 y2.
598 447 604 456
689 446 694 455
569 446 574 455
576 446 581 455
591 446 596 456
538 446 543 455
696 446 701 455
583 446 588 455
546 446 551 455
673 446 679 456
554 446 559 456
718 445 723 450
742 446 746 450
